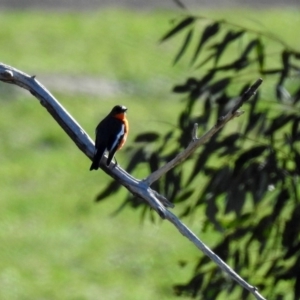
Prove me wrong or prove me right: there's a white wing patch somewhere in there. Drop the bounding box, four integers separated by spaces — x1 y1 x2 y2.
109 123 125 151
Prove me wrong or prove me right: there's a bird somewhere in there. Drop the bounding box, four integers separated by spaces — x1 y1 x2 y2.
90 105 129 170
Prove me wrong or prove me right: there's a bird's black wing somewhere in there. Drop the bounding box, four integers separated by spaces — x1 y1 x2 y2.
90 116 111 170
106 119 125 166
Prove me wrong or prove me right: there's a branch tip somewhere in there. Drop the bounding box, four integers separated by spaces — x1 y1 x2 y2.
234 110 244 117
192 123 198 141
231 78 263 113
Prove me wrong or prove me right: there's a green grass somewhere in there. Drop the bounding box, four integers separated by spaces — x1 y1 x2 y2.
0 7 299 299
0 8 299 80
0 9 185 81
0 93 199 300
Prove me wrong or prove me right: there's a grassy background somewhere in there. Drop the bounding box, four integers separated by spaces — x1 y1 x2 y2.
0 7 299 299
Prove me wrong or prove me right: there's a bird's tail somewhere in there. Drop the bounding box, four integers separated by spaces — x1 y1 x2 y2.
90 159 99 171
90 146 106 171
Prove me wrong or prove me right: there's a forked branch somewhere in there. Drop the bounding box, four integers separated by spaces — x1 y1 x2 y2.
145 78 262 186
0 63 265 300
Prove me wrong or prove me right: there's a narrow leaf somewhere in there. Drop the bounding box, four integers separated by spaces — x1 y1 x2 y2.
209 77 231 94
160 16 195 42
214 30 245 65
282 50 290 70
173 0 187 10
173 84 191 93
191 22 220 64
291 118 300 141
284 241 300 260
209 57 248 72
234 145 268 174
149 152 160 173
225 186 246 215
173 77 199 93
241 39 258 58
278 50 290 86
95 181 120 202
256 38 265 71
218 133 240 148
134 132 160 142
264 114 296 136
294 51 300 59
200 70 216 86
244 112 264 134
272 189 289 222
176 190 194 203
195 52 216 69
174 28 194 64
261 68 283 75
125 147 147 173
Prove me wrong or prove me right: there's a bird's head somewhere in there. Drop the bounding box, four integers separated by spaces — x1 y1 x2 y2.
111 105 127 113
110 105 127 120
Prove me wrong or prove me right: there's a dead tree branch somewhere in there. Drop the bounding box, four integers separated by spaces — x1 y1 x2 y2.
0 63 265 300
145 78 262 186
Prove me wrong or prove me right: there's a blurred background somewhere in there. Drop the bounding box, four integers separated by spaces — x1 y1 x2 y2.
0 0 299 9
0 1 299 299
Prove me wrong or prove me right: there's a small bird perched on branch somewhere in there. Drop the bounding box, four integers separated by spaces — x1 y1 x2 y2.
90 105 129 170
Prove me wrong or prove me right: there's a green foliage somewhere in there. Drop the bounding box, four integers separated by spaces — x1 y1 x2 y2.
0 9 185 82
99 13 300 299
1 8 300 300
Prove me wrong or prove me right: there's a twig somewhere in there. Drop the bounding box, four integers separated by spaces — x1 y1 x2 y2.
145 78 262 186
0 63 265 300
165 210 266 300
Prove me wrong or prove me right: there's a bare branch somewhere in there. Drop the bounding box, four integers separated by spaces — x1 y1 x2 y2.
165 210 266 300
0 63 265 300
144 78 263 186
0 63 169 218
